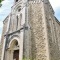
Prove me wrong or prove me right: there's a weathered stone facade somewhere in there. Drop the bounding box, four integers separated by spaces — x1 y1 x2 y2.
0 0 60 60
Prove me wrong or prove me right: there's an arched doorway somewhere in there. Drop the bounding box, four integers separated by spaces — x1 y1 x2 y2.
13 50 19 60
7 39 20 60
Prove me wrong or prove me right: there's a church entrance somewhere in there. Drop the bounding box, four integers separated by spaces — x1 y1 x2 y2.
13 50 19 60
7 39 20 60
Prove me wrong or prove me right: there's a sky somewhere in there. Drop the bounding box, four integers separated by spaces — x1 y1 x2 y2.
0 0 60 41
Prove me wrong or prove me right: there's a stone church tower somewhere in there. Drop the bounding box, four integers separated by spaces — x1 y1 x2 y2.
0 0 60 60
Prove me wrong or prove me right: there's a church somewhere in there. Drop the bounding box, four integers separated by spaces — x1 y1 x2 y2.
0 0 60 60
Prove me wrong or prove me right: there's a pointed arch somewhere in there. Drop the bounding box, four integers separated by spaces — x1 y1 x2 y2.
8 37 20 49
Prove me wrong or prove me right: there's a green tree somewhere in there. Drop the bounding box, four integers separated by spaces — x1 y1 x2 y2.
0 0 1 3
0 0 3 3
0 0 3 7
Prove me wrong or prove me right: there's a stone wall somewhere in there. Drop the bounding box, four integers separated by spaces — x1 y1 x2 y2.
0 16 9 60
0 44 1 60
1 0 60 60
27 2 50 60
43 1 60 60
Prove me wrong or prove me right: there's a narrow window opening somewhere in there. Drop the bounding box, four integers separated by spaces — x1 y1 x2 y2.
20 14 22 25
16 16 18 29
18 8 21 12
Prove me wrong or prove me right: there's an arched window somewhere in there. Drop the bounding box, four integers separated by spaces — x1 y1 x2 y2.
16 15 18 30
20 14 22 25
15 41 19 47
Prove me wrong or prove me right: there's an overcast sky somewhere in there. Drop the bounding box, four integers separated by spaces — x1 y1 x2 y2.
0 0 60 41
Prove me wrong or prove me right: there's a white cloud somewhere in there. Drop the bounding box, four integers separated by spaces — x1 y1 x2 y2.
0 0 14 22
49 0 60 10
0 0 14 18
49 0 60 21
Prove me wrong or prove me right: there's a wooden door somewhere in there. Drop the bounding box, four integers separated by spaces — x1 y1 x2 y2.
13 50 19 60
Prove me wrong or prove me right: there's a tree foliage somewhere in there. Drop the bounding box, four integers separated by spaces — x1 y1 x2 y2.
0 0 2 3
0 0 3 3
0 0 3 7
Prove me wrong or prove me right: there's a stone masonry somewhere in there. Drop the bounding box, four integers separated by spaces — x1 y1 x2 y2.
0 0 60 60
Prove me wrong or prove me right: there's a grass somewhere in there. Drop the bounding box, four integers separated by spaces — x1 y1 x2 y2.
23 57 31 60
